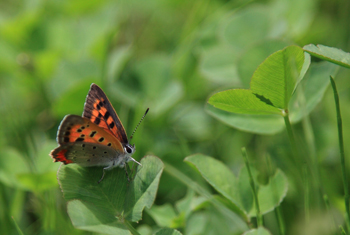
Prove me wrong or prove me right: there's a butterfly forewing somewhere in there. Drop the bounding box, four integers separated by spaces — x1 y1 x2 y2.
83 84 129 144
56 115 123 149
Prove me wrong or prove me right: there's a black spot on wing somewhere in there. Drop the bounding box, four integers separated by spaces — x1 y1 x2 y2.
90 131 97 137
109 122 115 129
104 111 110 119
94 118 101 125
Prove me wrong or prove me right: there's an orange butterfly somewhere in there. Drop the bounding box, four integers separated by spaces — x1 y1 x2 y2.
50 84 148 183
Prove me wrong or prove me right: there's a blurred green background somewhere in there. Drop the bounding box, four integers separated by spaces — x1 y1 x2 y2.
0 0 350 234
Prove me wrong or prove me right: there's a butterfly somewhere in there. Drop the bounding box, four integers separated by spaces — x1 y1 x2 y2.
50 83 148 183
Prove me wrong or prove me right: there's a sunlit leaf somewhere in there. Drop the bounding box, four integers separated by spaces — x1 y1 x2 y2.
58 156 163 233
238 167 288 216
205 104 284 134
304 44 350 68
250 45 305 109
208 89 282 115
184 154 246 217
147 204 177 227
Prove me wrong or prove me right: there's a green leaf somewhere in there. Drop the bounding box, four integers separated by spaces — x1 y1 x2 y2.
208 46 306 117
67 200 131 235
154 228 182 235
137 225 152 235
207 46 312 134
208 89 282 115
184 154 246 217
205 104 285 135
207 56 335 134
175 189 195 222
289 62 338 122
250 45 305 109
58 156 163 233
243 227 272 235
186 212 207 235
147 204 177 227
253 170 288 216
238 167 288 216
124 157 164 221
189 206 246 234
237 40 291 88
184 154 288 218
303 44 350 68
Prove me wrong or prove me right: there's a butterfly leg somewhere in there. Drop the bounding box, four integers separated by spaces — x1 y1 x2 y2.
124 164 130 182
98 163 115 184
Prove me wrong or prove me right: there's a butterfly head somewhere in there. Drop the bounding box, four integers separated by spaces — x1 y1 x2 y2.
124 143 135 155
123 143 141 166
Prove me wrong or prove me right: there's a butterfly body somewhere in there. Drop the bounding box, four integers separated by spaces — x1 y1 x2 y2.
50 84 141 182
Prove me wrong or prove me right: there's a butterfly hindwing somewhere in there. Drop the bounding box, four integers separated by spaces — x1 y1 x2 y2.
83 84 129 144
51 142 125 167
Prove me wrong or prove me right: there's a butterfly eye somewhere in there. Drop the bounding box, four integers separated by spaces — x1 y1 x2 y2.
125 145 133 154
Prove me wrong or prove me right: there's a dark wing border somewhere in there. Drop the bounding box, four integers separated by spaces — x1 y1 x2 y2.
83 83 128 144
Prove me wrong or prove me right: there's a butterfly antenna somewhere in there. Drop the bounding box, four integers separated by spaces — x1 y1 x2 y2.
130 108 149 140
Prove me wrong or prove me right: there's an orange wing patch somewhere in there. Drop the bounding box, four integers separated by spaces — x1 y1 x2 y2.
57 115 123 152
89 98 120 137
51 148 73 164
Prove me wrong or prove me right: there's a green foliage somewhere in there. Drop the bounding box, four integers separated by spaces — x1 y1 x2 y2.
185 154 288 218
1 0 350 234
208 46 306 115
58 156 163 234
243 227 272 235
304 44 350 69
154 228 182 235
206 47 338 134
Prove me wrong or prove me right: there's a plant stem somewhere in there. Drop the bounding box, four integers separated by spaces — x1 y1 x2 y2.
303 116 322 208
241 147 263 227
323 194 338 235
283 110 311 224
266 154 285 235
11 216 24 235
275 207 285 235
282 110 299 163
303 165 310 223
330 76 350 230
124 220 141 235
